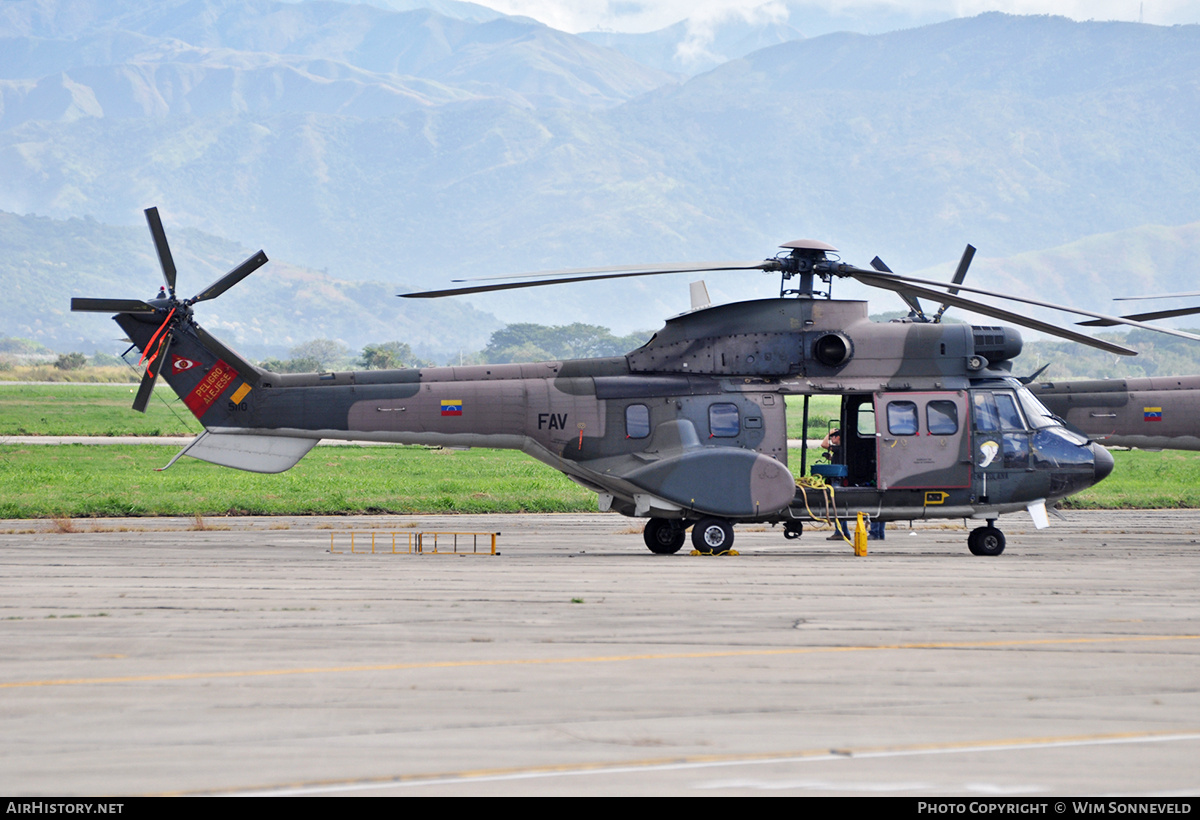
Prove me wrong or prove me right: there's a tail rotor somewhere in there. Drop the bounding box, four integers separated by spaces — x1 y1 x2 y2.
70 207 268 411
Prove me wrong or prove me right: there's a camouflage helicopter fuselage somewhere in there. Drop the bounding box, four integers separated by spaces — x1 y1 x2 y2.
117 294 1113 548
1033 375 1200 452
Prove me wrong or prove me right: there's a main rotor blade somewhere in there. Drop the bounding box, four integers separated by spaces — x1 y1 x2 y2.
132 334 170 413
145 207 178 297
843 266 1200 344
402 262 774 298
1079 306 1200 327
1114 290 1200 301
948 244 976 292
850 272 1136 356
190 250 268 303
933 244 976 322
447 261 771 285
871 255 925 318
70 298 157 313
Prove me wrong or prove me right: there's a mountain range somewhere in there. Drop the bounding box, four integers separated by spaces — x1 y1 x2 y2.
2 0 1199 355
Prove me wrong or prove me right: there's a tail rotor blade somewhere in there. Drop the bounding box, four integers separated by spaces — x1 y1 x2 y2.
190 251 268 304
145 207 178 297
131 369 156 414
71 298 157 314
132 334 170 413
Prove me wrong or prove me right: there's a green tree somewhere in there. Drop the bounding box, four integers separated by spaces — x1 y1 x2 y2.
54 352 88 371
360 341 414 370
90 351 122 367
288 339 350 371
483 323 651 363
280 356 322 374
0 337 51 355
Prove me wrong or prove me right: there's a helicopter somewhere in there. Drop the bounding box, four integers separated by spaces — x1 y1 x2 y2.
1031 294 1200 451
1032 375 1200 452
72 208 1200 556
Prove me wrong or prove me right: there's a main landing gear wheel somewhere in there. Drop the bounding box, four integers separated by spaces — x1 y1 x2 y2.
643 518 686 554
783 521 803 540
967 525 1006 556
692 518 735 554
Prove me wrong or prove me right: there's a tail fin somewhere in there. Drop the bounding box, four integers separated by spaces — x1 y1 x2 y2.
115 313 261 428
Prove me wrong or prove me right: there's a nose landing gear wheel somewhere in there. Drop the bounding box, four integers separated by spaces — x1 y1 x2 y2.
967 525 1006 556
643 518 686 554
692 518 734 554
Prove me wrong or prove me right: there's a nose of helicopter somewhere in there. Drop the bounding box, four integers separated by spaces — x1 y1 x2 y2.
1091 443 1114 484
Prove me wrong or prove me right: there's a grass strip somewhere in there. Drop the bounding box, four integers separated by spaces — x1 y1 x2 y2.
0 384 201 437
0 444 594 517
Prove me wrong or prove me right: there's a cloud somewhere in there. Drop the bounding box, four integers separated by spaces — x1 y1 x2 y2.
478 0 1199 34
674 1 789 67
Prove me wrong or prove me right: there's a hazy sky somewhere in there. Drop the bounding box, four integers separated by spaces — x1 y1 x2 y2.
480 0 1200 33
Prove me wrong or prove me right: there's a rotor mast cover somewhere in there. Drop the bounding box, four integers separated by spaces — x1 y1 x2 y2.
779 240 839 254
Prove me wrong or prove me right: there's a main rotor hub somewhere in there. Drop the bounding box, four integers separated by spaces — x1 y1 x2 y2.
776 239 839 298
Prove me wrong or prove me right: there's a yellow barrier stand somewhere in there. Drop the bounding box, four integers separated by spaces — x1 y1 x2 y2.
418 531 499 555
853 512 869 557
331 531 498 556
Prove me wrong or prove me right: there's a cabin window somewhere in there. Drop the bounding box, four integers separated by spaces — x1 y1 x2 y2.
886 401 919 436
708 403 740 437
856 404 876 436
625 404 650 439
927 401 959 435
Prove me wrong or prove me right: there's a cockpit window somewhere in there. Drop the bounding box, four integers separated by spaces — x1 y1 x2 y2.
1016 387 1059 430
973 393 999 431
974 391 1025 431
995 393 1024 429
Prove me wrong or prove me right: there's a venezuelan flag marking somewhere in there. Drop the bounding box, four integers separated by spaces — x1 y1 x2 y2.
1144 407 1163 422
441 399 463 416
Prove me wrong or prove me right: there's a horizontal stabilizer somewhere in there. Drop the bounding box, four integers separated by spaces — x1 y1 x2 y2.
163 431 317 474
